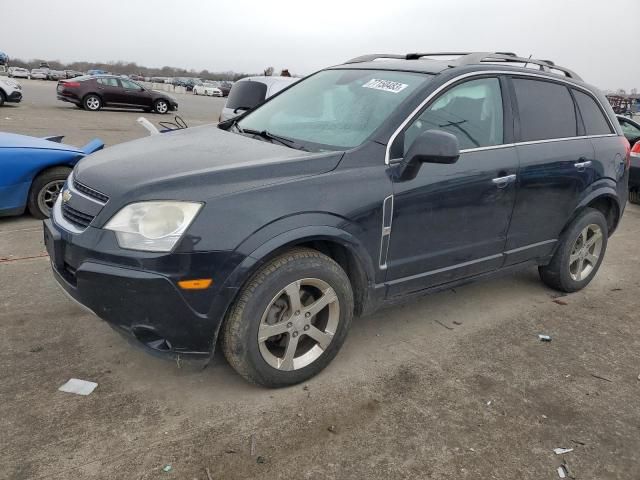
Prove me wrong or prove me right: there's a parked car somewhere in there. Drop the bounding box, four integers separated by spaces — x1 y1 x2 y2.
30 69 48 80
9 67 29 79
193 82 223 97
64 70 84 79
617 115 640 203
87 69 108 76
0 65 8 77
47 70 66 81
219 76 298 121
0 77 22 106
56 75 178 113
0 133 103 218
45 52 629 387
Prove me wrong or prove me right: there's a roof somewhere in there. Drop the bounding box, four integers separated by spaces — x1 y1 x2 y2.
330 52 582 82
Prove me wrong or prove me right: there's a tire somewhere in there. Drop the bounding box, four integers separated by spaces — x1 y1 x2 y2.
83 94 102 111
27 166 71 219
629 189 640 205
193 89 198 95
0 90 5 107
154 99 169 114
222 248 354 388
538 208 608 293
75 104 84 109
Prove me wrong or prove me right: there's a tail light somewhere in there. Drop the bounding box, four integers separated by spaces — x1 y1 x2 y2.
622 136 632 170
631 140 640 160
63 81 80 88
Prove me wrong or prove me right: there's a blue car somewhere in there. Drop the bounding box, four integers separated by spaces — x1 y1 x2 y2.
0 133 104 218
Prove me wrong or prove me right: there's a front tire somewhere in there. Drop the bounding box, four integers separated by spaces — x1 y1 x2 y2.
27 167 71 219
222 248 354 388
83 94 102 111
154 99 169 114
539 208 608 293
0 90 5 107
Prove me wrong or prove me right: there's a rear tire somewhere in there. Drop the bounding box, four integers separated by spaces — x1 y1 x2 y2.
27 167 72 219
83 94 102 111
222 248 354 388
629 189 640 205
0 90 5 107
538 208 608 293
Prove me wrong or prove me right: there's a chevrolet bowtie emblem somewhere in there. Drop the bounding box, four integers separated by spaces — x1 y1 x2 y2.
62 189 72 203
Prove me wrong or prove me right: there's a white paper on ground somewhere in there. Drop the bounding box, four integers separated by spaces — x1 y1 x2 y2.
554 448 574 455
58 378 98 396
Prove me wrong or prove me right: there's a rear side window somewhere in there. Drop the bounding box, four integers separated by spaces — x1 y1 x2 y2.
572 90 612 135
513 79 577 141
226 81 268 110
97 77 119 87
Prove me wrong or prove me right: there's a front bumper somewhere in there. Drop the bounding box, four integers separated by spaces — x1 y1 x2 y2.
7 90 22 102
44 214 240 357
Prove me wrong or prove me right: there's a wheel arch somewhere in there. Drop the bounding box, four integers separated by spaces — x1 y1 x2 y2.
573 188 621 236
82 92 103 105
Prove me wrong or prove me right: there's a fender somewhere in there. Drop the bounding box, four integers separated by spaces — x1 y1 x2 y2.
204 221 378 355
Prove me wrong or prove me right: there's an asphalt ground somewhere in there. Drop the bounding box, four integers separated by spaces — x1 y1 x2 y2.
1 79 639 480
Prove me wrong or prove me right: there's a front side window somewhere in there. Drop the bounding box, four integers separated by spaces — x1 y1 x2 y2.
403 77 504 154
121 79 142 90
513 79 577 141
237 69 431 151
572 89 612 136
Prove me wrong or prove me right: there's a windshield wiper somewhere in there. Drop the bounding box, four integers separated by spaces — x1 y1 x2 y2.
242 128 308 151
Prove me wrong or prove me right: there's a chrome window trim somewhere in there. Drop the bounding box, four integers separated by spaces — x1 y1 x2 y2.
379 194 394 270
385 70 618 165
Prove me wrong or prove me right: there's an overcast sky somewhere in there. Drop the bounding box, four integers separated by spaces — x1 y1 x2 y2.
3 0 639 90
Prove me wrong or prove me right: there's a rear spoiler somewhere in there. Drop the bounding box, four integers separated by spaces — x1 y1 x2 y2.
80 139 105 155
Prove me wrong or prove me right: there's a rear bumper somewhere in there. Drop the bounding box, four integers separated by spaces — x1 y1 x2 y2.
57 93 80 104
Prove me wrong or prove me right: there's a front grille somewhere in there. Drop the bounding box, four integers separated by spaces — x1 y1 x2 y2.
73 179 109 203
62 203 95 229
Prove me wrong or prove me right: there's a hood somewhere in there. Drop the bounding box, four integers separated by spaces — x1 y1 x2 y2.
0 132 83 152
74 125 343 201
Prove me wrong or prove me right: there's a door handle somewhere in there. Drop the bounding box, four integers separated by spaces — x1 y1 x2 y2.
492 174 517 188
574 160 592 171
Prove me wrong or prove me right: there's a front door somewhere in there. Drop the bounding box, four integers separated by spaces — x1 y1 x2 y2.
118 79 152 108
385 76 518 296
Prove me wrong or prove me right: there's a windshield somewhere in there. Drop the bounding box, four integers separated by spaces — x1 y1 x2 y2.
236 69 430 150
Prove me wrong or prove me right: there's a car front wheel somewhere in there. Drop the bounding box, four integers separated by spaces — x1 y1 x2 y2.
154 99 169 114
222 248 354 387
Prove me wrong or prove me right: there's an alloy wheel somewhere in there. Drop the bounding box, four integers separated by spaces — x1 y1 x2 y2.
258 278 340 371
37 180 64 216
568 224 603 281
156 101 168 113
86 96 100 110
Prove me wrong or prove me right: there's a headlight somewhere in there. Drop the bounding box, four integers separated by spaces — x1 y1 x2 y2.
105 201 202 252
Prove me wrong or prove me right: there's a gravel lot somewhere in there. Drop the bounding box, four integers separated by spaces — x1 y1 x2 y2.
1 80 639 480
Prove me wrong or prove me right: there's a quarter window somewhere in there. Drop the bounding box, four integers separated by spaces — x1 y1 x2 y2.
572 89 612 136
513 79 577 141
403 77 504 153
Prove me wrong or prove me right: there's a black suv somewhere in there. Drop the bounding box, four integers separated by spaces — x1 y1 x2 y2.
45 52 630 387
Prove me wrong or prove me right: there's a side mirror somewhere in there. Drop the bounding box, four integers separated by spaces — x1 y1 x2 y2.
395 129 460 181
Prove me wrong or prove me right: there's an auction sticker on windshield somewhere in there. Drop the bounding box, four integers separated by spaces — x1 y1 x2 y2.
362 78 409 93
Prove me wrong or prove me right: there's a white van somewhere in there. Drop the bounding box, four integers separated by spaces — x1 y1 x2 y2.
219 76 298 122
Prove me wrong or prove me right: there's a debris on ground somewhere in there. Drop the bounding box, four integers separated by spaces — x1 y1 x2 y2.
434 319 454 330
250 434 256 456
224 448 236 454
486 401 492 406
58 378 98 396
256 456 266 464
29 346 43 353
328 425 337 433
205 467 213 480
453 321 462 325
590 373 613 383
553 447 574 455
557 465 568 478
162 465 172 473
571 439 586 446
611 287 623 291
538 334 552 342
553 299 569 306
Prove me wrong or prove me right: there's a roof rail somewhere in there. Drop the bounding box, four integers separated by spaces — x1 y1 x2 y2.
343 52 582 81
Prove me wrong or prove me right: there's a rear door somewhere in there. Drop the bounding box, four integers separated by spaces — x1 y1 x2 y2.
504 77 594 265
95 77 122 106
385 76 519 296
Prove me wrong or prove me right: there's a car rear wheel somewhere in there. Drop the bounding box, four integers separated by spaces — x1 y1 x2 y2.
83 94 102 111
539 208 608 293
222 248 354 387
629 189 639 205
154 99 169 114
27 166 72 219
